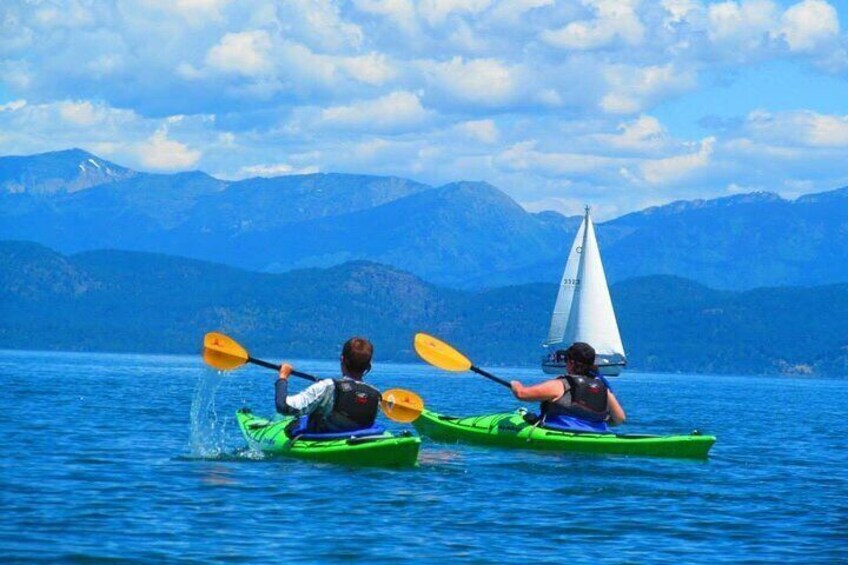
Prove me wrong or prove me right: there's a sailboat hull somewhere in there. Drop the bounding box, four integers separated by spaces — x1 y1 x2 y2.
541 355 626 377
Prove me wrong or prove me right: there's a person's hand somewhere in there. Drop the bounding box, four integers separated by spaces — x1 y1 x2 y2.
278 363 293 380
510 380 522 397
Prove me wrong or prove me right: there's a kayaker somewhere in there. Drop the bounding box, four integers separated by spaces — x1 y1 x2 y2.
510 342 626 431
275 336 382 433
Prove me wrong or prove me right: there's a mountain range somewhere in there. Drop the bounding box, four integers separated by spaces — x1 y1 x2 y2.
2 241 845 375
3 149 847 290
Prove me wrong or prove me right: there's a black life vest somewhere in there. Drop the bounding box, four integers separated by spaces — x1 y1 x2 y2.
541 374 609 423
307 379 382 433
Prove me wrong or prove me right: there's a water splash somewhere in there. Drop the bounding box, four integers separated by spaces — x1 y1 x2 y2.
189 369 228 458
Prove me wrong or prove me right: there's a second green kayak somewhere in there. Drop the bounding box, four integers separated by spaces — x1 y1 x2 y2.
413 409 715 459
237 408 421 467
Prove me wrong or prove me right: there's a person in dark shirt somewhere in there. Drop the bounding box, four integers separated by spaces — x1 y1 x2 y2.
510 342 625 431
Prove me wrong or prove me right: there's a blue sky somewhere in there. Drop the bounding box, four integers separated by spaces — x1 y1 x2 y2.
1 0 847 218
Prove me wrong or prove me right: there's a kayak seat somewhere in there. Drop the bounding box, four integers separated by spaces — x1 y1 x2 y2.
286 416 386 440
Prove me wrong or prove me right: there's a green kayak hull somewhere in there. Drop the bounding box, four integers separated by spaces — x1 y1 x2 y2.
236 408 421 467
413 409 715 459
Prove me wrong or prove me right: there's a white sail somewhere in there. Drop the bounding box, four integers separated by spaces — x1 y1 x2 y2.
544 218 585 345
545 208 625 360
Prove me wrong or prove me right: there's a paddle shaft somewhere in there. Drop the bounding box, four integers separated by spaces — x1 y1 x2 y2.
247 356 318 382
471 365 511 388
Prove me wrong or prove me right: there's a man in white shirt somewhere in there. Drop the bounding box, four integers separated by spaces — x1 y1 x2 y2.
275 337 382 433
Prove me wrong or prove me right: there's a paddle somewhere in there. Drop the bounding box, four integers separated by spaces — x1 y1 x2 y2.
202 331 423 423
413 332 511 389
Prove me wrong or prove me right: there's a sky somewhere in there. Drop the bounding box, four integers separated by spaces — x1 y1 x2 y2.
1 0 847 219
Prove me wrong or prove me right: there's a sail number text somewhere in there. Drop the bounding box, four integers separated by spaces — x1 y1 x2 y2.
563 278 581 285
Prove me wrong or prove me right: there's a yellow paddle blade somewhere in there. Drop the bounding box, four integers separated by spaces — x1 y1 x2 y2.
414 333 472 372
202 332 249 371
380 388 424 423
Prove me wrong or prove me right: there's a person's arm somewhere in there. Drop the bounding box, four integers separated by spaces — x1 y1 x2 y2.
275 364 333 416
607 390 626 426
510 379 565 402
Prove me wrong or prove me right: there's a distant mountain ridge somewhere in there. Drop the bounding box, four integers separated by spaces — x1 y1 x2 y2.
2 149 847 290
2 241 846 376
0 148 135 194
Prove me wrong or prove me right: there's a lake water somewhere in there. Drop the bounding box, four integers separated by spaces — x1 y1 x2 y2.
1 350 845 563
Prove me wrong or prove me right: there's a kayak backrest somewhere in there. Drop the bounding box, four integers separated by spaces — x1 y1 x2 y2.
287 416 386 440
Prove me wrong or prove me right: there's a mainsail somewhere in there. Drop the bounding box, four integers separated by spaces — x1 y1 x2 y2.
544 208 625 360
545 218 584 345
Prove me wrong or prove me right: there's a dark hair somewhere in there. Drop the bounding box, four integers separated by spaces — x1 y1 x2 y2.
342 337 373 377
565 342 597 375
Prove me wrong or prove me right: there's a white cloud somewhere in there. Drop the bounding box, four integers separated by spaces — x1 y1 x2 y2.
535 88 563 106
521 195 620 219
59 101 104 126
704 0 842 61
804 114 848 146
594 114 669 152
662 0 702 27
601 64 696 114
238 163 320 178
352 0 420 34
776 0 840 53
87 54 123 75
639 136 715 183
320 91 430 131
456 119 499 143
419 0 493 26
338 52 396 85
137 127 201 170
33 2 95 29
745 109 848 147
489 0 554 23
0 100 27 112
205 31 273 76
351 137 394 161
495 140 626 176
140 0 232 23
0 60 32 90
278 0 364 51
707 0 779 49
541 0 645 50
422 56 518 105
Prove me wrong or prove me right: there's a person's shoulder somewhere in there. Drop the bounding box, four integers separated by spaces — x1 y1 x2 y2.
308 378 335 391
595 374 613 389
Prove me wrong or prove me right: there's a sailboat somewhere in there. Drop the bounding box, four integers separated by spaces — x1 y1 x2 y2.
542 206 626 377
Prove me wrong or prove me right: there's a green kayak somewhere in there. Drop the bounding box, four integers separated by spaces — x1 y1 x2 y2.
413 409 715 459
236 408 421 467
